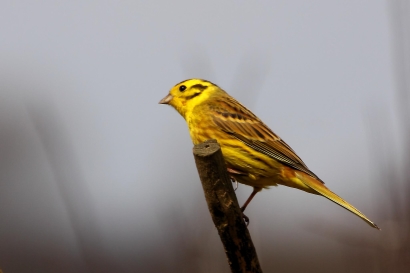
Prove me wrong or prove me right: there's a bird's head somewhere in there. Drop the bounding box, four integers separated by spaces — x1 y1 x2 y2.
159 79 221 119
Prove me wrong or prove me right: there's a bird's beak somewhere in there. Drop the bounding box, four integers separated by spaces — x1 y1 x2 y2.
159 94 173 104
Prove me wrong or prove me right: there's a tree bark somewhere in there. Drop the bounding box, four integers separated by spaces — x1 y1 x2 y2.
193 139 263 273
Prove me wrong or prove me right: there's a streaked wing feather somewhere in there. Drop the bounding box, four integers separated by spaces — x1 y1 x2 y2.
210 95 322 182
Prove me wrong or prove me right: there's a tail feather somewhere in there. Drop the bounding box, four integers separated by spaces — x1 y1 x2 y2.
295 172 380 230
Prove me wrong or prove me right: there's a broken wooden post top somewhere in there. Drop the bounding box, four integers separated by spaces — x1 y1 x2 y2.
193 139 219 156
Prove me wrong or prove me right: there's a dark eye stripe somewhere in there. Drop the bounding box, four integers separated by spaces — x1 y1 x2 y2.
186 92 201 100
190 84 208 91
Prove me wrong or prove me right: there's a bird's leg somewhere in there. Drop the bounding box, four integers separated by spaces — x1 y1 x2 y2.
238 187 262 226
241 187 262 212
227 167 243 191
226 168 260 225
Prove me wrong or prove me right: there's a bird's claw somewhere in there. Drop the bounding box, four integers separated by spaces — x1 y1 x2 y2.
231 177 238 191
242 211 250 226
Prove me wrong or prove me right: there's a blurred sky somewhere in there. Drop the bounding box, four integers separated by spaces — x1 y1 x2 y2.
0 1 400 272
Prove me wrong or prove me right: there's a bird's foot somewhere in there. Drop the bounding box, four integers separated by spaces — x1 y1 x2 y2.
227 168 244 191
241 211 250 226
231 177 238 191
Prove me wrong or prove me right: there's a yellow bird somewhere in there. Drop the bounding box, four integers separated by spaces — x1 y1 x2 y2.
159 79 379 229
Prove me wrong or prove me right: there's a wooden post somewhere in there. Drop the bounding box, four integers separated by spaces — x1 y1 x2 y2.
193 139 263 273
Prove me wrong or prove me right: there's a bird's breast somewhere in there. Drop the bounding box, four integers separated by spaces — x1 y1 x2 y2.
186 112 215 145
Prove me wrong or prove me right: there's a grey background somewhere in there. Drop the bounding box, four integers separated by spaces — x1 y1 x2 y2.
0 1 408 272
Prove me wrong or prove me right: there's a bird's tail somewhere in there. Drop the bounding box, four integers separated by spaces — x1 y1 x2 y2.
295 172 380 230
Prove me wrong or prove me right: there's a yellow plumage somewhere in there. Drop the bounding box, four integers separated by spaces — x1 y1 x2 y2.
159 79 379 229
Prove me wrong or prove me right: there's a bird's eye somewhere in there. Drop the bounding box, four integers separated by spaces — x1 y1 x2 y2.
179 85 186 92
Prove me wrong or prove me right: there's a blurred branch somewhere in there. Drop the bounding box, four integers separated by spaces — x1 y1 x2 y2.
389 0 410 127
27 104 115 273
193 140 263 273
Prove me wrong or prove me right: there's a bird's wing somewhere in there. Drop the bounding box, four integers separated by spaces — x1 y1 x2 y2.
210 95 322 182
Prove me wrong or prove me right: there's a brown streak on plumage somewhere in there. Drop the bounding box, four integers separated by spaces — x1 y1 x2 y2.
209 93 321 181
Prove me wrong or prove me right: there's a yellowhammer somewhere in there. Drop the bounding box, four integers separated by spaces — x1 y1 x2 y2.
159 79 379 229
